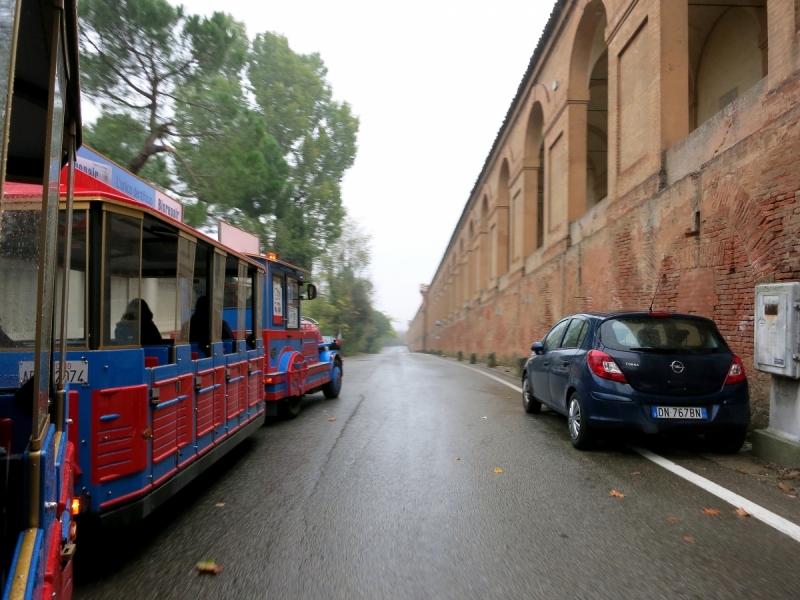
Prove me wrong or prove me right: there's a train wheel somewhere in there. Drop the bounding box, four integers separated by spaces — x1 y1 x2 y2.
280 396 303 419
322 362 342 399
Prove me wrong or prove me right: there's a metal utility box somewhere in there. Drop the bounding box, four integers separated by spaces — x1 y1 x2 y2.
754 283 800 378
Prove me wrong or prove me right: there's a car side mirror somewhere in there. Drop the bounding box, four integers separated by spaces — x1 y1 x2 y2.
306 283 317 300
531 342 544 355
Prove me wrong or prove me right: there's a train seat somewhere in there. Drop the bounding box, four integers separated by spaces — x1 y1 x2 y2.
143 345 170 367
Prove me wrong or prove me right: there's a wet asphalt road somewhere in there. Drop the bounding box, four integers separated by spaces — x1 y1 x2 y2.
75 348 800 600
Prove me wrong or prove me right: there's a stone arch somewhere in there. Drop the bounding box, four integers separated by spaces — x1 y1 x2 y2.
567 0 609 218
523 101 545 254
689 2 767 130
494 159 511 279
479 196 490 290
468 219 477 296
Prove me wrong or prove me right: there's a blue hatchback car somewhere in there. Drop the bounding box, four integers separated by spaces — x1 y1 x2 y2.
522 312 750 452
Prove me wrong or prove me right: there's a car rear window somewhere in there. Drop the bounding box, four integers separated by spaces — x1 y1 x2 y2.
598 317 729 354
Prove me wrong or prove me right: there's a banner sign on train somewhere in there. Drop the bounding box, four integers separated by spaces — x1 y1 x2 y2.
76 145 184 222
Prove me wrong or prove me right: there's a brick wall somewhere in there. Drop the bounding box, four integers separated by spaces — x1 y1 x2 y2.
408 0 800 428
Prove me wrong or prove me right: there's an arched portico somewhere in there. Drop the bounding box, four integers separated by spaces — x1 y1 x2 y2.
567 0 608 219
523 101 545 254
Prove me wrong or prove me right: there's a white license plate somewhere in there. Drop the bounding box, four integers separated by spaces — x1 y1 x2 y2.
19 360 89 385
651 406 707 420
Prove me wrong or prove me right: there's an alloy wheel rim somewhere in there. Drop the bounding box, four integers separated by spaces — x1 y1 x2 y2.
568 399 581 439
523 379 530 406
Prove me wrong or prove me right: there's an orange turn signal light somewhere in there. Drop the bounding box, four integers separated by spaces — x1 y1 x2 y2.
70 497 81 516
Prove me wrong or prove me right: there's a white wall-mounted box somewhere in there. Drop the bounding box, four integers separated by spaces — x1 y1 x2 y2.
754 283 800 379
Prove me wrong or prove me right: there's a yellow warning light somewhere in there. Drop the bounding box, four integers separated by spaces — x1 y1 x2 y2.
266 252 277 261
71 497 81 515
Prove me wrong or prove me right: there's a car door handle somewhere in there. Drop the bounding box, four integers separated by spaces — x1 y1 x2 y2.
562 361 570 367
543 362 549 367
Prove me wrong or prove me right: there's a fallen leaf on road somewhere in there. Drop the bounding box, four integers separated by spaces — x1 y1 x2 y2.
215 503 225 507
196 560 221 575
610 490 625 498
631 472 641 476
667 516 678 522
778 483 795 492
702 508 720 516
454 457 460 461
789 495 796 499
734 508 752 517
494 467 504 474
737 468 748 475
328 417 336 422
683 536 694 542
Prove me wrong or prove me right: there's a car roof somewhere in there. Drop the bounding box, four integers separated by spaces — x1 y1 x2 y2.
567 311 716 322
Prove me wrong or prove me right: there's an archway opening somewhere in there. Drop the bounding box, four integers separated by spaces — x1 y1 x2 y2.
569 0 608 217
587 46 608 208
537 141 544 248
524 102 545 253
689 2 767 130
495 160 510 279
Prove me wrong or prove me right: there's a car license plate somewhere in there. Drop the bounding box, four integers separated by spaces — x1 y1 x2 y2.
651 406 707 420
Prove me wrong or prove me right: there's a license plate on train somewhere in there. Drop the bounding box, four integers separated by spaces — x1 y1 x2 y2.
651 406 707 419
18 360 89 385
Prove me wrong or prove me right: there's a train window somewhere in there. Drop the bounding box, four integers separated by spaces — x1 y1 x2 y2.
249 267 262 347
272 274 284 326
175 236 195 344
0 206 41 349
286 277 299 330
103 211 142 346
55 209 88 347
211 250 226 342
237 261 247 340
223 255 242 340
185 242 211 354
140 215 180 344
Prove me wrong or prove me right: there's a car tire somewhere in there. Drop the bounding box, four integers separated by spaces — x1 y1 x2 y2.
567 391 595 450
279 395 303 419
705 427 747 454
322 362 342 399
522 375 541 414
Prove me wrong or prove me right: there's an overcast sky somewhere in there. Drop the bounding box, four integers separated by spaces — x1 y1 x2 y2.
176 0 554 328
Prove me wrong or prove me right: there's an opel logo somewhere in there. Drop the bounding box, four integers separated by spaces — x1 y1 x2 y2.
670 361 685 374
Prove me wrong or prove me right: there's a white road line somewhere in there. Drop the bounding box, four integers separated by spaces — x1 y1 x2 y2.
442 356 800 545
632 446 800 543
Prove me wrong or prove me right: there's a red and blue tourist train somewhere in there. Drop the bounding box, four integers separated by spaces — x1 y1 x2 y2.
2 158 343 531
0 4 341 590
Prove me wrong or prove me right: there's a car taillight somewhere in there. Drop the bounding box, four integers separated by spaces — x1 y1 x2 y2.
724 355 747 385
587 350 628 383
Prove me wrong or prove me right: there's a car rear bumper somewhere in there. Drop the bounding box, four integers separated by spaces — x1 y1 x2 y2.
586 387 749 434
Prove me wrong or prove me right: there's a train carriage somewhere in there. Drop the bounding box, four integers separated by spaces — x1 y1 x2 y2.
0 0 82 598
247 253 343 419
3 149 343 533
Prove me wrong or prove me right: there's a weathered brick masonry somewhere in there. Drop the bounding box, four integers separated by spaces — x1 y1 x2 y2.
408 0 800 427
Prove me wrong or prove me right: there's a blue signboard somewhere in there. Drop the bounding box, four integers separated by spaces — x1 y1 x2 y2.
76 146 183 221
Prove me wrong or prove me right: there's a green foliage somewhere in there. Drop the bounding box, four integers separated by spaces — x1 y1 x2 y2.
79 1 358 273
302 220 395 355
249 32 358 268
83 113 171 189
80 1 371 342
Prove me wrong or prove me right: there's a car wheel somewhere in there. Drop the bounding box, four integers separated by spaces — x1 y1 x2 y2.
279 395 303 419
322 362 342 399
522 376 541 414
567 392 595 450
705 426 747 454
